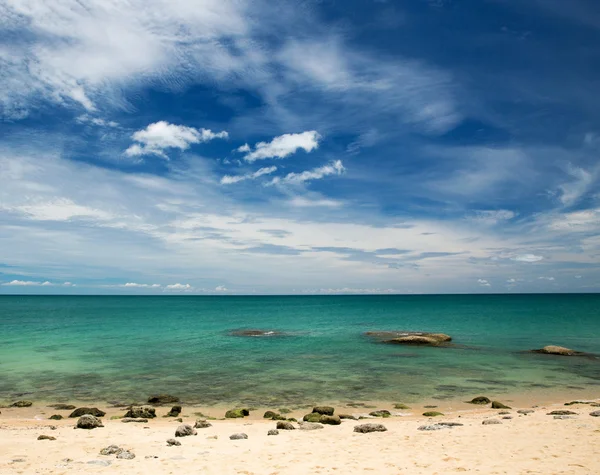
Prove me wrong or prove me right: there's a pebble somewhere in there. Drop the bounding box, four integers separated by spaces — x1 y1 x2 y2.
482 419 502 425
418 424 448 431
554 415 575 420
167 439 181 446
267 429 279 435
37 435 56 441
116 451 135 460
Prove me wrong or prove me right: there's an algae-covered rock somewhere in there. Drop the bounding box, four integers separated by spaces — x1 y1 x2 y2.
121 418 148 423
312 406 334 415
69 407 106 418
353 423 387 433
423 411 444 417
303 413 322 422
49 414 63 420
320 415 341 425
263 410 278 419
393 403 410 410
124 406 156 419
469 396 491 405
547 410 577 416
11 400 33 408
491 401 511 409
383 333 452 346
369 410 391 418
225 408 249 418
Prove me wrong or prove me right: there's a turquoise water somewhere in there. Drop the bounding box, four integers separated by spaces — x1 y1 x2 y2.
1 294 599 406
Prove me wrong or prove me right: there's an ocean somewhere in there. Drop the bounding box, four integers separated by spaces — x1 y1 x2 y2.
1 294 599 407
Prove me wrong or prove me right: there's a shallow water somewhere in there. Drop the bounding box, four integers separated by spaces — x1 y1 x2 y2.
1 294 599 405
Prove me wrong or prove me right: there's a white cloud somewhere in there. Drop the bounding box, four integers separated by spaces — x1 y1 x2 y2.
538 276 555 281
558 165 595 206
215 285 227 291
272 160 345 185
243 131 321 162
236 144 251 153
1 279 74 287
304 287 398 294
511 254 544 263
548 209 600 231
125 121 228 158
221 166 277 185
123 282 161 288
76 114 119 128
287 197 344 207
478 279 491 287
0 198 114 222
165 283 192 290
468 210 516 225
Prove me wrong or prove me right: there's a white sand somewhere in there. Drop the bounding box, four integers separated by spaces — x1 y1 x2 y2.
1 400 599 474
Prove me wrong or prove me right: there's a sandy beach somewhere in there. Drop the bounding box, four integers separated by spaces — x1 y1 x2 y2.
2 396 599 475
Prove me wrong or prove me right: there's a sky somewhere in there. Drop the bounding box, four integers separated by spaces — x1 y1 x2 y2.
1 0 599 295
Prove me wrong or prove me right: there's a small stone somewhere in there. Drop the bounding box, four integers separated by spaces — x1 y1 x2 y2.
590 411 600 417
298 422 324 430
175 424 196 437
166 438 181 446
76 415 104 429
194 419 212 429
121 417 148 423
502 416 513 420
423 411 444 417
312 406 335 416
37 435 56 440
49 414 63 420
229 433 248 440
276 421 295 430
469 396 491 405
87 460 111 466
424 405 438 408
267 429 279 436
48 404 76 410
437 422 463 427
11 400 33 407
49 425 57 430
320 415 341 425
491 401 511 409
547 410 577 416
482 419 502 425
353 423 387 433
100 445 123 455
517 409 534 415
116 450 135 460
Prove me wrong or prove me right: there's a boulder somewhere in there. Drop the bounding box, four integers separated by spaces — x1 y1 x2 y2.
482 419 502 425
148 394 179 404
166 438 181 446
303 413 322 423
175 424 196 437
116 451 135 460
194 419 212 429
11 400 33 407
225 408 249 418
276 421 295 430
423 411 444 417
383 333 452 346
320 415 341 425
100 445 123 455
491 401 511 409
312 406 335 415
48 404 76 410
166 405 182 417
369 410 391 418
49 414 63 420
531 346 576 356
229 433 248 440
69 407 106 418
37 435 56 440
468 396 491 405
547 410 577 416
298 422 324 430
353 423 387 433
124 406 156 419
267 429 279 436
121 418 148 423
76 415 104 429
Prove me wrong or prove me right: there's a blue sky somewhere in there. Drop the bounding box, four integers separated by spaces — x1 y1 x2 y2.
1 0 599 294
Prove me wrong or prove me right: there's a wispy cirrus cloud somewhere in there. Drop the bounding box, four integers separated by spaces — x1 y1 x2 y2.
221 166 277 185
272 160 345 185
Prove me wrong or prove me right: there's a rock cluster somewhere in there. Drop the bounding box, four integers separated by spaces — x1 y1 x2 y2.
124 406 156 419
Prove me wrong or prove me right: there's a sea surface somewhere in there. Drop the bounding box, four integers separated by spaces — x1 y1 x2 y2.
1 294 599 406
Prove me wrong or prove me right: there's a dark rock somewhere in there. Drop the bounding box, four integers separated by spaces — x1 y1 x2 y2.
37 435 56 440
502 416 513 420
424 405 438 408
320 415 341 425
11 400 33 407
69 407 106 418
468 396 491 405
482 419 502 425
148 394 180 405
276 421 295 430
175 424 196 437
76 415 103 429
437 422 464 427
100 445 123 455
589 411 600 417
498 411 511 415
303 413 322 423
228 329 283 337
166 438 181 446
229 433 248 440
287 417 298 422
194 419 212 429
565 401 591 406
423 411 444 417
298 422 323 430
121 418 148 423
124 406 156 419
491 401 511 409
116 451 135 460
369 410 391 418
48 404 76 410
312 406 334 415
166 405 182 417
517 409 534 415
272 414 287 421
49 414 63 420
263 410 278 419
225 408 249 418
547 410 577 416
267 429 279 436
353 423 387 433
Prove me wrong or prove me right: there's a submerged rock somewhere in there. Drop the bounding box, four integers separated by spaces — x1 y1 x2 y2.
175 424 196 437
11 400 33 407
385 333 452 346
229 433 248 440
353 423 387 433
69 407 106 418
225 408 249 418
124 406 156 419
491 401 511 409
393 403 411 410
48 404 75 410
312 406 335 415
228 329 283 337
531 346 577 356
320 415 341 425
468 396 491 405
148 394 179 404
76 415 104 429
